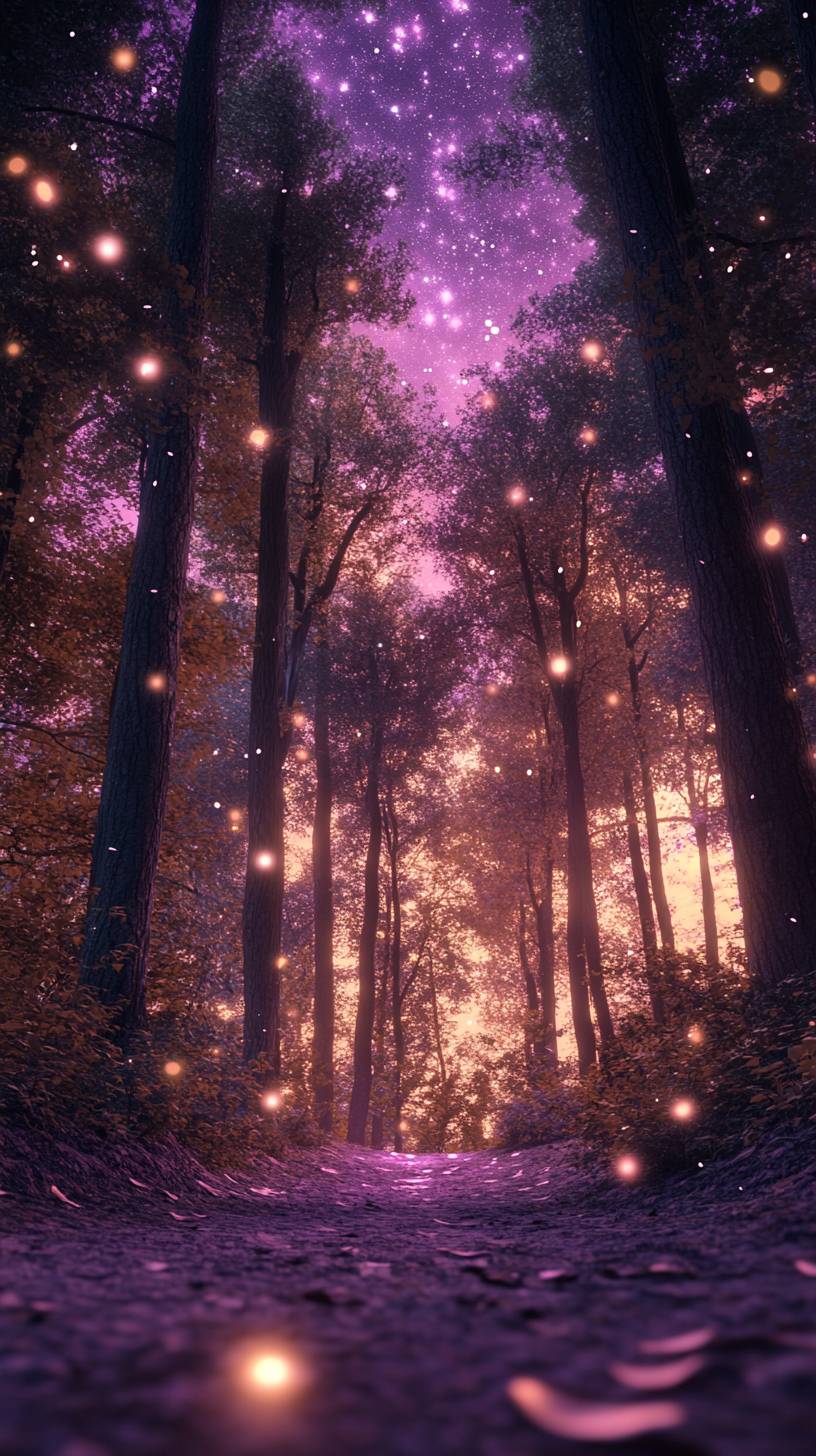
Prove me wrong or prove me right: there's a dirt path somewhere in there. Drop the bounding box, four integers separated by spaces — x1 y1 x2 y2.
1 1137 815 1455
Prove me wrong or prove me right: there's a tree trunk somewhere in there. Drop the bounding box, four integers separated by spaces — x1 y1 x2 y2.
384 789 405 1151
518 899 540 1077
347 654 383 1144
676 698 720 967
370 879 392 1152
626 655 675 952
788 2 816 115
0 384 45 583
311 623 334 1130
242 184 300 1069
80 0 224 1037
622 769 665 1023
582 0 816 990
524 854 558 1068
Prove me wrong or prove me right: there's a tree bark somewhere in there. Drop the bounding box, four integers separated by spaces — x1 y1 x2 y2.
384 789 405 1151
622 769 665 1023
582 0 816 990
676 697 720 967
311 622 334 1130
370 879 392 1152
787 2 816 115
518 899 540 1077
80 0 225 1037
525 855 558 1067
347 651 383 1144
242 183 299 1070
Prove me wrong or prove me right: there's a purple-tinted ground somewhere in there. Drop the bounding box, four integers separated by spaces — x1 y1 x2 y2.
1 1133 815 1455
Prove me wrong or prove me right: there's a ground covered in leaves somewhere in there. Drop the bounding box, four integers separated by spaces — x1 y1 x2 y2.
1 1131 815 1455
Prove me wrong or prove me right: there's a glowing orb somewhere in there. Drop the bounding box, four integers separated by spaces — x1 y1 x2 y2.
762 524 783 549
687 1025 704 1045
255 850 275 870
164 1059 182 1077
580 426 598 444
275 954 289 970
606 691 621 707
93 233 124 263
756 68 783 95
146 672 167 692
616 1153 641 1180
5 340 23 359
248 427 269 448
480 390 497 410
485 683 499 697
344 277 360 294
32 178 56 205
111 46 137 72
210 588 227 604
507 484 526 506
549 654 570 678
294 747 310 764
6 155 28 177
248 1353 291 1390
581 339 603 363
135 355 161 381
262 1091 281 1110
670 1097 696 1121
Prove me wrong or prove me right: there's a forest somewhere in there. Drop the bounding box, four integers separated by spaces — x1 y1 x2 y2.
2 2 816 1453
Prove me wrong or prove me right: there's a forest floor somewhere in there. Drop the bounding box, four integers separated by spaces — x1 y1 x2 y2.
1 1129 815 1456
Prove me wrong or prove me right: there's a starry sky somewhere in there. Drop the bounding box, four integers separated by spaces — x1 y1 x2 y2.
278 0 588 416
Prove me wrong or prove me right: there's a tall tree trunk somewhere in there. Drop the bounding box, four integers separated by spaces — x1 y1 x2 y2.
627 655 675 951
370 879 392 1152
622 769 665 1023
0 383 45 582
787 2 816 115
518 898 540 1077
347 654 383 1144
80 0 224 1036
581 0 816 990
525 855 558 1067
311 623 334 1129
385 789 405 1151
676 698 720 967
242 184 301 1069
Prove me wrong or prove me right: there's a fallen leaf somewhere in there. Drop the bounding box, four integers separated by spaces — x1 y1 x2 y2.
144 1261 168 1272
507 1377 684 1441
50 1184 80 1208
639 1328 715 1355
539 1269 577 1282
357 1261 391 1276
794 1258 816 1278
611 1354 706 1390
128 1177 149 1189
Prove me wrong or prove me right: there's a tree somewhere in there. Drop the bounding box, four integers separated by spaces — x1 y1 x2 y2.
80 0 226 1037
580 0 816 991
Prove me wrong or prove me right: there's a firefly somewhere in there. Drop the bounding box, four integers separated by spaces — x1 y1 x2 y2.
275 954 289 970
762 524 783 549
210 588 227 604
507 484 526 506
247 1353 291 1391
262 1091 281 1111
756 67 784 95
146 672 167 692
549 654 569 678
32 178 56 206
294 747 309 763
291 710 307 728
616 1153 641 1181
164 1059 182 1078
581 339 603 363
255 851 275 870
344 276 360 294
687 1025 704 1045
93 233 124 263
480 389 496 410
670 1097 696 1121
5 340 23 359
606 691 621 707
6 154 28 176
135 355 161 381
110 46 137 72
248 427 269 448
580 426 598 444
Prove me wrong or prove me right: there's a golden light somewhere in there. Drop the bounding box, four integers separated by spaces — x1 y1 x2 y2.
164 1059 182 1078
738 470 753 485
485 683 499 697
581 339 603 363
248 426 269 448
5 340 23 359
255 850 275 870
579 426 598 445
761 524 783 549
210 588 227 604
687 1025 704 1046
247 1353 291 1391
262 1090 281 1110
606 691 621 708
615 1153 641 1181
670 1097 696 1122
480 389 496 410
146 671 167 692
6 154 28 177
135 355 161 381
32 178 57 206
756 67 784 95
294 747 310 763
275 954 289 970
344 276 360 294
228 808 242 823
806 673 816 688
92 233 124 263
110 46 137 72
549 654 570 678
291 710 307 728
507 484 526 507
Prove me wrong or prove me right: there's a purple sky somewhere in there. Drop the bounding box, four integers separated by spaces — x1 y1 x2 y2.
280 1 588 415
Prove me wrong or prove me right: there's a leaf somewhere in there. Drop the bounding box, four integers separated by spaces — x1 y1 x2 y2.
639 1328 715 1355
538 1268 577 1282
794 1258 816 1277
507 1377 684 1441
50 1184 80 1208
611 1355 706 1390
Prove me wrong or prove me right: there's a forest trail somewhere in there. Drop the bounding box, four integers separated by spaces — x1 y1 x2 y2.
1 1137 815 1456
